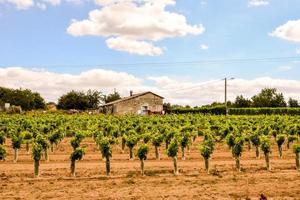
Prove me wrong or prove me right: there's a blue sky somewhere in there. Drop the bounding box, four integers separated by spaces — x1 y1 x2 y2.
0 0 300 105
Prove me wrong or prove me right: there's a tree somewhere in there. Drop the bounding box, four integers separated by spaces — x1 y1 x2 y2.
57 90 103 110
288 98 299 107
57 91 89 110
233 95 252 108
32 143 43 177
137 144 149 176
251 88 287 107
0 87 46 110
86 89 103 109
104 91 121 104
167 138 179 175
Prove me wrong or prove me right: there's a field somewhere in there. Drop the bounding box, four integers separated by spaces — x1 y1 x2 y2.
0 114 300 199
1 138 300 199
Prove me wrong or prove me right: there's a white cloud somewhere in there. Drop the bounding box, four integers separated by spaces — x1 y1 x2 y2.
67 0 205 55
1 67 300 106
297 49 300 54
5 0 34 10
149 76 300 105
106 37 163 56
0 67 142 102
200 44 209 50
277 66 292 72
248 0 269 7
270 19 300 43
36 2 46 9
43 0 60 6
1 0 80 9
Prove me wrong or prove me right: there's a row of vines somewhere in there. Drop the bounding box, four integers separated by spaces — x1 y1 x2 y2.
0 113 299 177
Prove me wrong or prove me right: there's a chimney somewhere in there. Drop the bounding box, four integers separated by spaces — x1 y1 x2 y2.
130 90 133 96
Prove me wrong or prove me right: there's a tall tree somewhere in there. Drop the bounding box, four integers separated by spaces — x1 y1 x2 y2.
251 88 287 107
233 95 252 108
104 91 121 104
288 98 299 107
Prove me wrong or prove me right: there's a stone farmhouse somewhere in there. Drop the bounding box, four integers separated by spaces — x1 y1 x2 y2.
100 91 164 115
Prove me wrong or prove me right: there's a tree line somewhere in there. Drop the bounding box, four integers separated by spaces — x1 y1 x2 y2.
0 87 46 110
165 88 299 111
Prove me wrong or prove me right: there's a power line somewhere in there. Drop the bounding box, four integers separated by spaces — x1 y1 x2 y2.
10 56 300 68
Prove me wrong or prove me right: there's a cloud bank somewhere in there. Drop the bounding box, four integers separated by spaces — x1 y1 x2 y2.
1 67 299 106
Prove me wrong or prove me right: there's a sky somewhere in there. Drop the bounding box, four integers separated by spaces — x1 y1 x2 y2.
0 0 300 105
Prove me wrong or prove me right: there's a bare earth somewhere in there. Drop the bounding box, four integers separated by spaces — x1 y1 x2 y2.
0 138 299 200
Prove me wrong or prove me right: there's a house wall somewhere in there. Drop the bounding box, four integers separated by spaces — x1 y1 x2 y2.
109 93 163 115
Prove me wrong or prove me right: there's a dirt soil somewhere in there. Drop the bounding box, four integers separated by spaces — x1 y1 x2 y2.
0 138 299 200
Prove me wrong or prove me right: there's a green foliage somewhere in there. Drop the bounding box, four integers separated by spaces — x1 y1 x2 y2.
0 145 6 160
261 136 271 154
293 144 300 154
125 134 138 149
35 134 49 150
70 148 85 161
58 90 103 110
250 132 261 146
104 91 121 104
142 132 152 144
32 143 43 161
0 131 6 145
251 88 287 107
180 132 191 148
226 133 235 149
11 133 23 149
97 137 112 158
167 138 179 158
199 139 214 159
0 87 46 110
232 136 244 157
137 144 149 160
152 134 164 147
49 131 63 145
71 132 85 150
276 134 285 146
233 95 252 108
23 131 33 141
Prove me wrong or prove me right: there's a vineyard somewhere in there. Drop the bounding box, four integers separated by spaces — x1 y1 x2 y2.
0 113 300 199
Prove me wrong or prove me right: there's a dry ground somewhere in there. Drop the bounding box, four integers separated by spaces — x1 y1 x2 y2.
0 137 299 200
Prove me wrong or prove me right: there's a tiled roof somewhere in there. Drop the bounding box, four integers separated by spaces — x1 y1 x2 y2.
101 91 164 106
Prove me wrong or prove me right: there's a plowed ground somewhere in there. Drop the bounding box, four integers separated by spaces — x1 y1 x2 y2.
0 138 299 200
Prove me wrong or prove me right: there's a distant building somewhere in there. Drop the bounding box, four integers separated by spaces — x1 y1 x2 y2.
100 91 164 115
46 102 57 111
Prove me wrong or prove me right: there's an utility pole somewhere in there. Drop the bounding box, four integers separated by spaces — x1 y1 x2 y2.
224 77 234 116
225 78 228 116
